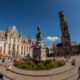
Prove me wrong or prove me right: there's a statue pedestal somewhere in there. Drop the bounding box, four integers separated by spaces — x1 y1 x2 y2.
36 41 44 47
33 41 47 60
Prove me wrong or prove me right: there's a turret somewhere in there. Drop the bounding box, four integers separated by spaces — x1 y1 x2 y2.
5 26 10 38
59 11 66 22
6 26 10 33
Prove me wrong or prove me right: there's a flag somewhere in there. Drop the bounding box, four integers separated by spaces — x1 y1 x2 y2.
52 43 56 49
31 45 34 52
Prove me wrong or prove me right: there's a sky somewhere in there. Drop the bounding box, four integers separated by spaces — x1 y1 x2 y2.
0 0 80 47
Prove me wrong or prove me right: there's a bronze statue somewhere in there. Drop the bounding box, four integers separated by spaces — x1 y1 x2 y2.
36 26 42 41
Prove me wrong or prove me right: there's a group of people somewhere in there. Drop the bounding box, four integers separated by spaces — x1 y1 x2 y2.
0 57 12 71
0 57 80 80
0 57 12 80
71 59 80 80
5 64 12 71
78 66 80 80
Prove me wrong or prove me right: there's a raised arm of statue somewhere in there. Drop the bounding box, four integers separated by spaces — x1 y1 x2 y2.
36 26 42 41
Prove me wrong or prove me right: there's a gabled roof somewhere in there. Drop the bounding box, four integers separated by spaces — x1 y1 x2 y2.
9 25 19 37
10 25 18 34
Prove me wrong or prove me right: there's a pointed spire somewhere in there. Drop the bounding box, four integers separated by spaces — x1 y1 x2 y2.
6 26 10 33
19 29 22 37
28 34 30 39
30 35 32 40
28 34 32 43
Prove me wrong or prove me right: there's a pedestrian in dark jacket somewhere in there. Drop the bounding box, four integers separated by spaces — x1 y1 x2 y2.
78 66 80 80
0 73 3 80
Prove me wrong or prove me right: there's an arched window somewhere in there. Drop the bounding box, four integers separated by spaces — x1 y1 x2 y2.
9 43 11 49
17 45 19 50
4 43 6 53
13 44 15 50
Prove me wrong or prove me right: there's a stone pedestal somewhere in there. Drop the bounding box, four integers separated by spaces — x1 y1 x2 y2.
33 41 47 60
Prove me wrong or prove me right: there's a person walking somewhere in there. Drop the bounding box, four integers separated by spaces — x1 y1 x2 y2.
78 66 80 80
8 65 12 70
0 73 3 80
5 64 8 71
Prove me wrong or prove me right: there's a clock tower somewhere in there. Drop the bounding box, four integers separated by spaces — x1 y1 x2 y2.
59 11 71 47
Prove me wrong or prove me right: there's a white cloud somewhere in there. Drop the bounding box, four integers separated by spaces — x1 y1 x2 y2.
46 36 59 42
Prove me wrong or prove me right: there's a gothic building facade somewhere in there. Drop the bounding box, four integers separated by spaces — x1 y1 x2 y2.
0 25 35 59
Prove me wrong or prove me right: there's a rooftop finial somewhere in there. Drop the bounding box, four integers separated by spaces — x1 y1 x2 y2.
28 34 30 39
19 29 22 37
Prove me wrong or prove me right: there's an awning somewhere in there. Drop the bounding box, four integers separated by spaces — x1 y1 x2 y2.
0 54 9 57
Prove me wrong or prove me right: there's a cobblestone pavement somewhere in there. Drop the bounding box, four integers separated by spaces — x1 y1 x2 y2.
0 55 80 80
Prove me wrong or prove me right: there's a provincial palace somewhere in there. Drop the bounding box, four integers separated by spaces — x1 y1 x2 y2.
0 25 36 59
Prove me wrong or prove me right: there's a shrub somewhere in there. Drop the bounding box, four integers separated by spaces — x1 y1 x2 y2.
44 60 50 65
57 60 66 67
14 59 66 70
37 62 43 66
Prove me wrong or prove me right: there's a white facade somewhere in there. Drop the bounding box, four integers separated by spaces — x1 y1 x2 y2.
0 25 35 59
